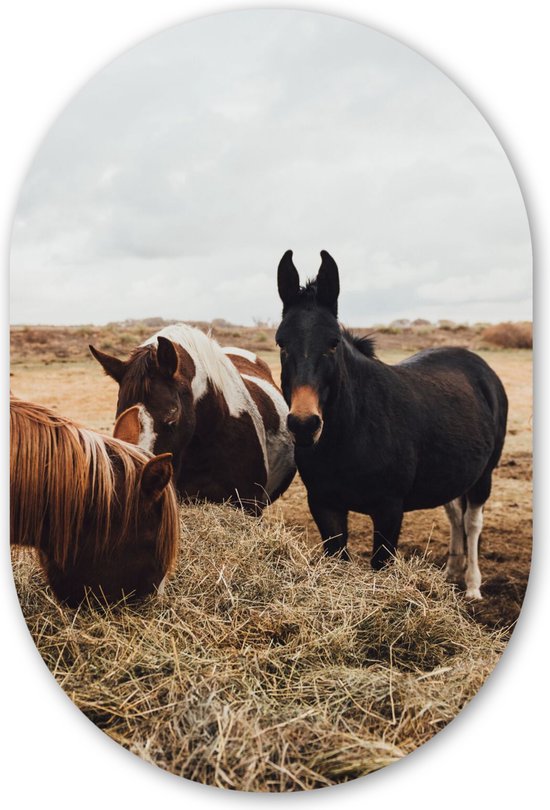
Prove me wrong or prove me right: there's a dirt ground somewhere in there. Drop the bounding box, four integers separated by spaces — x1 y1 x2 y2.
10 336 532 633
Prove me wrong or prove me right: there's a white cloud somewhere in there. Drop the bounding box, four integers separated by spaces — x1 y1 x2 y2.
418 268 529 305
10 10 531 326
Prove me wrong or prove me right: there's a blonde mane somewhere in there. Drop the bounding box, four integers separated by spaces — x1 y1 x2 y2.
10 397 178 572
144 323 252 414
141 324 268 467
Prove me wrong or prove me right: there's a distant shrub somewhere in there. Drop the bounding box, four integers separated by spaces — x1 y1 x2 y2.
118 331 137 347
482 322 532 349
389 318 411 330
437 319 457 331
24 330 48 344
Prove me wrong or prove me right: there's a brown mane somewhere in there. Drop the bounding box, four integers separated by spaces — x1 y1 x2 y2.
10 397 178 573
122 345 156 403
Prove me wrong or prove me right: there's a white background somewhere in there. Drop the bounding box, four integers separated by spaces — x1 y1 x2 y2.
1 2 546 807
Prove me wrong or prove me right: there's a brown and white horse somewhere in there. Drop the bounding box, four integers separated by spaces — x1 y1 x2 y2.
90 323 296 512
10 397 179 606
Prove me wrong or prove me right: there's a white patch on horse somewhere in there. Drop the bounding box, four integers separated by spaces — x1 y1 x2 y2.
136 405 157 454
143 324 268 467
464 504 483 600
223 346 257 363
241 373 294 498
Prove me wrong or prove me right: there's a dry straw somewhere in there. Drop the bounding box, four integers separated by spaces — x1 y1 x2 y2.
13 502 504 791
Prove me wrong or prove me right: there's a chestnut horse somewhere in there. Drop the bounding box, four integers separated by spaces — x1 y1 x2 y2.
276 250 508 599
90 323 295 512
10 397 179 606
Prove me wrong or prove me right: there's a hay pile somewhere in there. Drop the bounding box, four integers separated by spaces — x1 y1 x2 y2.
13 504 504 791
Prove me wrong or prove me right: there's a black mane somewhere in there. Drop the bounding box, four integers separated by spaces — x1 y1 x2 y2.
295 279 320 307
341 328 377 359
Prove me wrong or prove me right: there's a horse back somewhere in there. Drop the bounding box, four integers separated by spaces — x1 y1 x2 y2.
397 347 507 442
392 348 508 507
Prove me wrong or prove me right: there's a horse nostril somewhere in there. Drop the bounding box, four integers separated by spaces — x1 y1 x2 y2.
287 413 299 434
287 413 322 436
308 414 322 434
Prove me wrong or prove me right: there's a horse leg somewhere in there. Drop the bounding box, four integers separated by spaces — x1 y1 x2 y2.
307 495 349 560
464 468 493 600
371 501 403 570
463 504 484 600
443 498 467 583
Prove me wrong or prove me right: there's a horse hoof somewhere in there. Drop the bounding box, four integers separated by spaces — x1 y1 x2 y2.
465 587 482 601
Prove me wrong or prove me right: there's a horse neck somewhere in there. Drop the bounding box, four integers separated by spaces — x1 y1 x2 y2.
325 342 388 431
187 346 254 437
190 381 233 441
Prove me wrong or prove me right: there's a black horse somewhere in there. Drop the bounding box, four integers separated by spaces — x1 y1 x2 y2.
276 250 508 599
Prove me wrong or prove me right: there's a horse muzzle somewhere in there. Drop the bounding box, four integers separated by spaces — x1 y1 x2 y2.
287 412 323 446
288 385 324 446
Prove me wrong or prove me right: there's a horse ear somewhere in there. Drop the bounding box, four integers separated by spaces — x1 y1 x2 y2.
156 337 178 378
89 345 126 383
316 250 340 316
277 250 300 309
140 453 173 502
113 405 141 444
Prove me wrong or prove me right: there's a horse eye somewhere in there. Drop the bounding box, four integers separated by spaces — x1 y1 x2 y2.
163 408 179 429
324 341 339 356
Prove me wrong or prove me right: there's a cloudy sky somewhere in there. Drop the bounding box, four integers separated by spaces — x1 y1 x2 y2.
10 10 531 326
